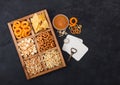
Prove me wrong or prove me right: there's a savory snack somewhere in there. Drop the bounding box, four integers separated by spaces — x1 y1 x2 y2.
12 20 31 39
36 31 56 52
8 10 66 79
21 21 29 28
69 17 78 27
42 49 62 69
17 38 37 59
70 25 82 34
30 12 49 33
69 17 82 34
24 56 43 76
13 20 21 28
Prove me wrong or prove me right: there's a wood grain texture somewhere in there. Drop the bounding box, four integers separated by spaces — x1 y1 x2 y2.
8 9 66 80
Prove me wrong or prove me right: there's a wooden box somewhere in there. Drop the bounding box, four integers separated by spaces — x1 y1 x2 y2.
8 9 66 80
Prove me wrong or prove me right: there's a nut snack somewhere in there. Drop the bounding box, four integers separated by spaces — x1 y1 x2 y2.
24 56 43 77
17 38 37 59
42 49 62 69
8 9 66 79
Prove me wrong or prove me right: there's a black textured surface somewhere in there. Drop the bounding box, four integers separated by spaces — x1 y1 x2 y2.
0 0 120 85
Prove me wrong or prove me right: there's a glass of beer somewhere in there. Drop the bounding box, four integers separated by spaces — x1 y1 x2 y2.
52 14 69 30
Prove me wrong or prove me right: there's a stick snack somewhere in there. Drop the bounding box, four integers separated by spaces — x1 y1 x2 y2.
8 9 66 79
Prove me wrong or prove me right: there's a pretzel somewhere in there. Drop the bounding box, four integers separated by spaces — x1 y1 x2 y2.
45 44 50 50
39 46 46 52
70 26 81 34
36 31 56 52
50 41 56 48
69 24 82 34
39 40 44 46
46 32 50 37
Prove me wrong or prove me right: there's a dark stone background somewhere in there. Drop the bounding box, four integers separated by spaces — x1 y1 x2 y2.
0 0 120 85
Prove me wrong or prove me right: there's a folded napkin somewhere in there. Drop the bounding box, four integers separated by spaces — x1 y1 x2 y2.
62 35 88 61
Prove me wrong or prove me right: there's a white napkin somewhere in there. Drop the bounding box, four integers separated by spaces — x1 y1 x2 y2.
62 35 88 61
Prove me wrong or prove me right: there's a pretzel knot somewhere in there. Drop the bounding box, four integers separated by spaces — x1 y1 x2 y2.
36 31 56 52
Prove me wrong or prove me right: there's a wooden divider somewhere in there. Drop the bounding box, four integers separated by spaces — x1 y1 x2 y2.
8 9 66 80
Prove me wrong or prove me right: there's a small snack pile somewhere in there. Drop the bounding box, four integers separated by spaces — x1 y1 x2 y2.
42 49 62 69
8 10 66 79
24 56 43 76
69 17 82 34
18 38 37 59
36 31 56 52
12 20 31 39
31 12 49 33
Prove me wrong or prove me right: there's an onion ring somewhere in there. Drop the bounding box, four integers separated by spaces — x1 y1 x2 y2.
13 20 21 28
14 27 22 36
21 21 29 28
69 17 78 27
